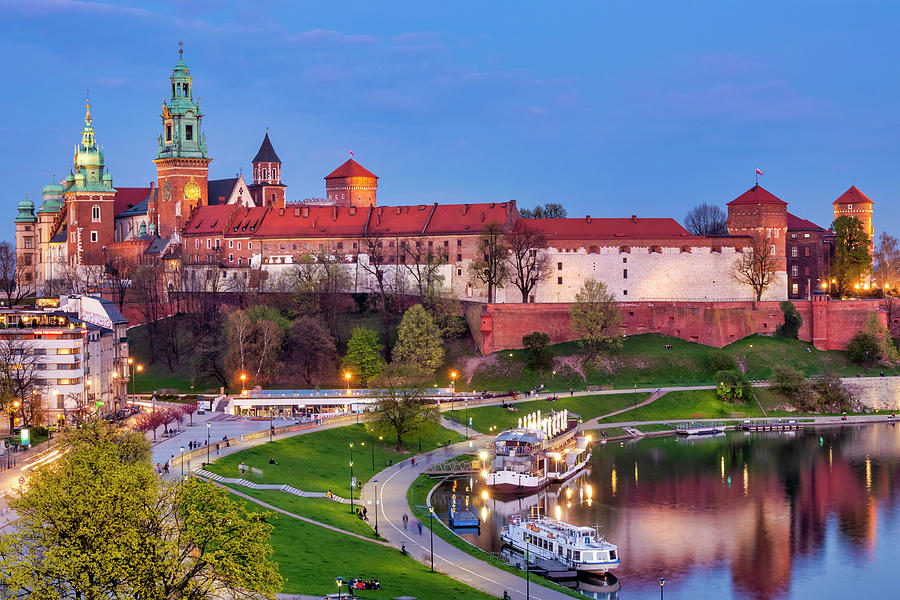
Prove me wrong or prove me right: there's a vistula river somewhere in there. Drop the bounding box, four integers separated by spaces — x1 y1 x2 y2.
433 424 900 599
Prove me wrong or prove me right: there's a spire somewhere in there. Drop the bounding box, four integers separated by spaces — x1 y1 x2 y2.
84 89 92 126
252 132 281 164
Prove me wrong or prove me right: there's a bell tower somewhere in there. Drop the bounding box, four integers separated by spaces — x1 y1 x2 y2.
249 131 286 209
154 45 211 239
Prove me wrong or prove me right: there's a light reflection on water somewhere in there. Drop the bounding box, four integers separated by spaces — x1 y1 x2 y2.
433 424 900 599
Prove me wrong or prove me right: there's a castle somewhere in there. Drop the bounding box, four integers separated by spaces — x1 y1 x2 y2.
14 50 880 351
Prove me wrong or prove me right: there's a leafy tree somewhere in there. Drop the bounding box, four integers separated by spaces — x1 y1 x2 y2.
519 203 567 219
468 223 509 303
505 224 551 302
569 278 622 358
874 231 900 291
370 364 439 450
851 313 900 364
0 421 282 600
424 289 469 340
732 232 778 301
684 203 728 236
522 332 553 372
846 330 879 365
189 331 229 388
341 326 385 385
288 317 337 385
831 215 871 297
715 369 747 404
247 305 291 333
703 351 737 374
777 301 803 339
392 304 444 374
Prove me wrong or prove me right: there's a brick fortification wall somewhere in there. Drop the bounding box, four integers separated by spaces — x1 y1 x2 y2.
841 376 900 410
472 299 885 355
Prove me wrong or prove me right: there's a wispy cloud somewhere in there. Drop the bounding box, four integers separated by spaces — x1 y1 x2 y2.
6 0 151 17
289 29 379 45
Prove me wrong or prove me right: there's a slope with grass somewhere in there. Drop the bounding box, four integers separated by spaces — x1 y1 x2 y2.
597 389 764 423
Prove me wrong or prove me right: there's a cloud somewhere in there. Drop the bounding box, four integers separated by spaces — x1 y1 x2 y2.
7 0 150 17
289 29 378 45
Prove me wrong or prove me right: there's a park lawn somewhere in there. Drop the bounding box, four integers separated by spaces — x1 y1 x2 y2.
598 389 765 423
207 422 462 497
220 485 375 537
258 503 495 599
444 393 649 435
633 423 675 433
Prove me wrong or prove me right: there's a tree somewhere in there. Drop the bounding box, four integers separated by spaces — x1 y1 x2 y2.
468 223 509 303
505 224 551 302
831 215 872 297
519 203 567 219
847 313 899 365
569 279 622 358
776 301 803 339
874 231 900 291
104 255 138 311
0 421 282 600
522 332 553 372
732 232 778 301
684 203 728 236
715 369 747 406
370 364 439 450
341 326 385 386
288 317 337 385
402 238 448 299
0 241 28 306
0 338 47 430
392 304 444 374
224 310 254 380
357 234 403 355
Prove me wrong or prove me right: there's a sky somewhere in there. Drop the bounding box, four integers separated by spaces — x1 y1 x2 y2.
1 0 898 243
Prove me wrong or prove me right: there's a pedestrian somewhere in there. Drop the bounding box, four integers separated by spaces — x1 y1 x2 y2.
239 461 246 475
163 462 169 473
155 463 161 474
417 521 423 535
216 442 220 456
402 513 409 529
570 387 574 396
411 457 415 467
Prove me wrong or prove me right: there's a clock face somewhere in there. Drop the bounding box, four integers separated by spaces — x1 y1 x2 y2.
184 180 201 202
162 181 171 202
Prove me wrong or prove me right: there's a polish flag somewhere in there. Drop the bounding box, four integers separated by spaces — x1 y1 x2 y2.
756 168 763 175
350 150 354 158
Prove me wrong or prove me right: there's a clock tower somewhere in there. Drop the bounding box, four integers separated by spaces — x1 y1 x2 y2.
154 46 211 239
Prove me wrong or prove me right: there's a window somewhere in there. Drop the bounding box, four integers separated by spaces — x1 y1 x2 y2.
56 348 76 355
195 239 199 249
237 242 242 250
92 205 101 222
24 237 32 249
804 247 809 257
847 204 853 210
623 289 628 295
770 245 776 255
792 283 799 295
457 239 462 247
337 242 343 250
90 231 98 243
457 268 462 276
215 239 220 249
557 277 563 285
166 124 172 141
248 242 252 250
623 269 628 279
228 254 234 262
185 124 193 141
791 265 799 276
206 239 211 249
56 394 64 409
804 266 809 276
557 262 563 270
804 233 810 238
457 254 462 262
444 240 449 247
622 257 627 264
791 246 798 257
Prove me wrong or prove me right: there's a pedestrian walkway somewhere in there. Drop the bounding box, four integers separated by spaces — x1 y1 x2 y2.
196 468 349 503
360 442 574 600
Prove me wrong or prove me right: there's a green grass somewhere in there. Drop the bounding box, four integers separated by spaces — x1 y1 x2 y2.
257 501 495 599
598 389 764 423
633 423 675 433
444 392 649 434
206 423 462 496
221 485 375 537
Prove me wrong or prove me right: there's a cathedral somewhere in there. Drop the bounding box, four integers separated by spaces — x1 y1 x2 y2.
14 49 875 309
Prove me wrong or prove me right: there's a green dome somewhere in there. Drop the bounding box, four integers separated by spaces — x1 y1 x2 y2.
42 179 65 196
18 197 34 210
65 172 75 183
16 195 36 223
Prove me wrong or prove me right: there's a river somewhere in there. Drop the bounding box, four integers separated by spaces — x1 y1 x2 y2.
433 424 900 599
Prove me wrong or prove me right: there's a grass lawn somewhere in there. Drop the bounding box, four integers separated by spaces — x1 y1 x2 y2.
598 389 765 423
258 501 495 599
444 392 649 434
206 423 462 498
633 423 675 433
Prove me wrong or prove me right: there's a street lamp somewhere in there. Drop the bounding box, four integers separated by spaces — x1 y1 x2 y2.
659 577 666 599
465 401 469 438
344 371 352 392
135 365 143 401
373 479 379 536
240 373 247 394
348 442 355 514
206 422 211 464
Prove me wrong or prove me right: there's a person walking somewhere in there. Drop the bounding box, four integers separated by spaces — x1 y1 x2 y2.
417 520 423 535
402 513 409 529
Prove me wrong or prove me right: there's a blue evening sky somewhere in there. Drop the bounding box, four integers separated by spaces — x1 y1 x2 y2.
1 0 897 243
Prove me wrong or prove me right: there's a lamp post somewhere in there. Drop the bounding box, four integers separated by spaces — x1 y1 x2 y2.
206 422 211 465
344 371 352 392
465 401 469 438
348 442 355 513
135 364 143 402
240 373 247 394
658 577 666 599
180 445 185 479
335 577 344 599
373 479 379 536
127 357 134 403
450 370 457 406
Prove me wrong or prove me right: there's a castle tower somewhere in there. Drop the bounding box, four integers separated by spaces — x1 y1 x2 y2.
64 97 116 266
35 176 65 289
324 158 378 207
726 184 789 270
249 132 286 209
15 194 37 296
154 47 211 239
833 186 874 260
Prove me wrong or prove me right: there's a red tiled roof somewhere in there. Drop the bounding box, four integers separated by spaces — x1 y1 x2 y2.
226 207 269 237
182 205 237 236
833 185 873 205
325 159 378 180
786 212 828 232
113 187 151 217
727 184 787 206
523 217 692 239
253 205 372 239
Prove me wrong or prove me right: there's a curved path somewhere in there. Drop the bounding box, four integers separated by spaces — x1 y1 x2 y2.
360 440 574 600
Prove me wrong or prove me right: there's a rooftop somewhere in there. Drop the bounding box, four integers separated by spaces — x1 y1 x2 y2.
727 184 787 206
833 185 873 206
325 158 378 180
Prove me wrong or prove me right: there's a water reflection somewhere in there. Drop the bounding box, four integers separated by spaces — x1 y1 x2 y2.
434 424 900 599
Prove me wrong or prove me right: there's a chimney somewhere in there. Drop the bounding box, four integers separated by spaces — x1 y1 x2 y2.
631 215 638 223
586 215 591 223
463 204 470 216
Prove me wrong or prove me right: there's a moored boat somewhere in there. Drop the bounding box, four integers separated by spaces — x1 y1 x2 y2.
501 515 620 574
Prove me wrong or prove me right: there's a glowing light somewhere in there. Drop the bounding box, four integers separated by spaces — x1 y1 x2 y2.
634 462 638 484
565 488 572 499
743 464 749 496
821 282 828 289
481 490 489 500
478 451 488 462
611 468 617 496
720 456 725 481
481 506 488 521
481 469 488 479
866 456 872 492
585 484 593 499
554 505 562 520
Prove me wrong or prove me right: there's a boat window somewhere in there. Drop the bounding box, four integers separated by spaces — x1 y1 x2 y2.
610 550 617 560
573 551 580 561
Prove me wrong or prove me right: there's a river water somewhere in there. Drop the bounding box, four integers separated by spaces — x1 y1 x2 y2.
434 424 900 599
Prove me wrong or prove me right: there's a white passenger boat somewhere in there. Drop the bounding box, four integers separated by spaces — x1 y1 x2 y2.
485 409 591 494
501 515 620 574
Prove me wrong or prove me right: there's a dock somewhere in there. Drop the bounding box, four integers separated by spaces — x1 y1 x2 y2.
740 420 804 432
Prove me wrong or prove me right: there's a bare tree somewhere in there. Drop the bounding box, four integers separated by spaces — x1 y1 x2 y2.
402 238 447 299
519 203 567 219
468 223 509 303
105 255 138 310
0 338 47 430
505 224 551 302
685 203 728 236
0 242 29 306
357 234 402 355
875 231 900 292
732 232 778 301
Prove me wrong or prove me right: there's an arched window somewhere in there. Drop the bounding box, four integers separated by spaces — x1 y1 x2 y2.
92 205 101 222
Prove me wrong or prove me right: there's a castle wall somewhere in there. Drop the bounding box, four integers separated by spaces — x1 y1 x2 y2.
841 376 900 410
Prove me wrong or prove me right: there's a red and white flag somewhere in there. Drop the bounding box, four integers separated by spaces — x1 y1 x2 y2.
756 168 763 175
350 150 354 158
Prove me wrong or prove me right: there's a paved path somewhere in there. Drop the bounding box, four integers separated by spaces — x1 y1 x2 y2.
360 442 574 600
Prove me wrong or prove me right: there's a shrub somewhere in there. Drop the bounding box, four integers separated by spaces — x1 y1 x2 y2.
522 332 554 372
705 351 737 374
777 301 803 339
771 366 807 395
847 331 880 365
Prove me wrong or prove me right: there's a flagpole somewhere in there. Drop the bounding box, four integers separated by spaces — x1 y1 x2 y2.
755 169 758 186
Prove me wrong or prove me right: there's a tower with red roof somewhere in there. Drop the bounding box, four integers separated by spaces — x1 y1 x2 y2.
833 186 874 260
325 158 378 207
726 184 789 269
249 132 286 209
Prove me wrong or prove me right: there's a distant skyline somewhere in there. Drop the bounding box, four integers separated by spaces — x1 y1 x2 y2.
2 0 898 243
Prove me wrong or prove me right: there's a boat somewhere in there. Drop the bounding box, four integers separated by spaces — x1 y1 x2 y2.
485 409 591 494
501 515 620 574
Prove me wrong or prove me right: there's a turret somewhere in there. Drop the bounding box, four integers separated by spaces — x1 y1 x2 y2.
15 194 37 296
324 157 378 207
249 131 286 208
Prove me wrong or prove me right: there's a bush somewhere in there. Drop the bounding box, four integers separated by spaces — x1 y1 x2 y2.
704 351 737 374
847 331 880 365
522 332 554 372
777 301 803 339
814 375 851 412
771 366 807 395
